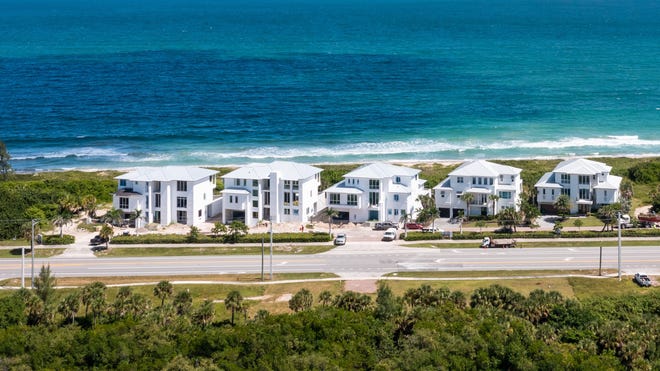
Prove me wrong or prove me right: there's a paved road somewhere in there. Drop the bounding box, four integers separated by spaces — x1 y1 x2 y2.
1 242 659 280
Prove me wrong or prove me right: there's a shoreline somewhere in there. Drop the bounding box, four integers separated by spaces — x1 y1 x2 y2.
12 153 660 174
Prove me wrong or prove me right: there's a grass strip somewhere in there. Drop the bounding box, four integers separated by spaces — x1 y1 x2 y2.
96 244 334 257
0 248 66 258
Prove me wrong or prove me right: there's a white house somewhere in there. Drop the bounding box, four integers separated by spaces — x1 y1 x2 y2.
113 166 219 227
323 162 428 223
221 161 322 227
433 160 523 218
535 158 621 214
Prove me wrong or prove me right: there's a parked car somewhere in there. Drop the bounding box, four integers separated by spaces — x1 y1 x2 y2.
405 222 424 230
422 227 442 233
382 228 397 241
89 235 108 246
334 233 347 246
634 273 652 287
374 222 398 230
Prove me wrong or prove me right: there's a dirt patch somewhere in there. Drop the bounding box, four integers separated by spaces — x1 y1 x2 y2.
345 280 378 294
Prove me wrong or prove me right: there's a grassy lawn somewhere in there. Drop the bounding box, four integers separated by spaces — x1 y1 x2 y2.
405 239 660 249
564 216 605 227
0 240 32 247
0 248 65 258
97 244 335 257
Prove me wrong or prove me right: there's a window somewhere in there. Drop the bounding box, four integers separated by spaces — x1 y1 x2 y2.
393 194 399 202
440 191 445 198
369 192 379 206
394 209 399 215
542 189 546 195
561 188 571 196
243 179 246 186
293 192 299 205
264 192 270 205
329 193 340 205
119 197 129 209
499 191 512 199
177 210 187 224
478 177 482 185
489 178 493 185
177 181 187 192
499 175 503 181
579 189 590 199
252 200 258 208
284 208 290 215
510 175 514 182
395 176 401 183
457 177 463 184
293 209 299 215
604 190 608 197
388 209 392 215
560 174 570 184
253 179 258 187
369 179 379 190
153 193 160 208
472 177 476 184
235 179 240 186
284 192 291 205
265 179 270 188
229 195 233 203
153 211 161 223
284 180 291 189
578 175 590 185
252 189 258 197
253 212 258 218
119 179 127 187
198 209 202 217
292 181 299 190
347 194 357 206
177 197 187 208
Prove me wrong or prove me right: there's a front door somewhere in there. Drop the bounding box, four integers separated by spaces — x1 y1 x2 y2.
368 210 379 221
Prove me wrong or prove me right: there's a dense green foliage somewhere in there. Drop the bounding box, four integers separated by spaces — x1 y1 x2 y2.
111 232 332 244
627 160 660 184
0 280 657 369
42 234 75 245
403 228 660 241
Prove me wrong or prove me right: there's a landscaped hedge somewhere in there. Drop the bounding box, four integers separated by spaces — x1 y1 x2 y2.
110 232 332 244
42 234 75 245
402 228 660 241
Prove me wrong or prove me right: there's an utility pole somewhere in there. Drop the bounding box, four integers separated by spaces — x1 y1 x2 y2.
269 218 273 280
617 212 622 281
30 219 37 288
261 236 264 281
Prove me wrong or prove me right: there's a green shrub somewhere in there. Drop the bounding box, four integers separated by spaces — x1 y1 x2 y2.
42 235 75 245
111 232 332 244
627 160 660 183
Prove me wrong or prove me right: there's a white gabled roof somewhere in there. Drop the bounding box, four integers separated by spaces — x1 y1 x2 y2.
223 161 322 180
593 175 622 190
324 181 364 194
553 158 611 174
344 162 420 179
116 166 217 182
449 160 521 177
534 172 563 188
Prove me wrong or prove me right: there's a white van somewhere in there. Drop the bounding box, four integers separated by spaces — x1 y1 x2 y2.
382 228 397 241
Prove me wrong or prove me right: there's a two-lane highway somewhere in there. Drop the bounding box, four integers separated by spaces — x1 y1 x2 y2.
1 244 659 279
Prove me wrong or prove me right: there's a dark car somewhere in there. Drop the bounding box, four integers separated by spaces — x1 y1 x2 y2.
89 235 108 246
634 273 652 287
405 222 424 230
374 222 398 230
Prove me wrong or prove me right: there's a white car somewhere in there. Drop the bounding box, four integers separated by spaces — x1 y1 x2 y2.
382 228 397 241
334 233 347 246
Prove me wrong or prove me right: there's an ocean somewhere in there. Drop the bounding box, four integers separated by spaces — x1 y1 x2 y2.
1 0 659 171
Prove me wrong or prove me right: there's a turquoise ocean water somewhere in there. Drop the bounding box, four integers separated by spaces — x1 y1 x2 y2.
1 0 659 171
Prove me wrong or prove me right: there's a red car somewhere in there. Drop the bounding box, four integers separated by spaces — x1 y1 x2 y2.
405 222 424 230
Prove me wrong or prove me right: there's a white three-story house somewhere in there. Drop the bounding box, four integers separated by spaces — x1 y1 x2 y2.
221 161 322 226
535 158 621 214
113 166 219 227
322 162 428 223
433 160 523 218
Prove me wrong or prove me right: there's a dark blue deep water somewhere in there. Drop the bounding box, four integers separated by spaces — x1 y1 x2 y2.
1 0 659 171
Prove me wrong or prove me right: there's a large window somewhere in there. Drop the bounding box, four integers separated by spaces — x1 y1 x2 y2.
177 181 187 192
284 180 291 189
579 189 590 199
253 179 259 187
393 194 399 202
347 194 357 206
369 179 379 190
119 179 127 187
153 211 161 223
560 174 570 184
292 181 299 190
155 193 161 208
119 197 129 209
457 177 464 184
177 197 187 208
177 210 187 224
264 191 270 206
284 192 291 205
499 191 512 199
561 188 571 196
578 175 590 185
369 192 379 206
329 193 340 205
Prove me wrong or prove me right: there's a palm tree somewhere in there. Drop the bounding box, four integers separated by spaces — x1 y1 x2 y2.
99 224 113 250
193 299 215 327
554 194 571 220
460 192 474 221
153 280 174 307
318 290 333 307
102 208 124 227
52 212 72 238
57 290 81 325
488 194 500 216
225 290 243 325
81 194 98 220
324 207 338 235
